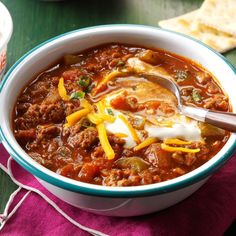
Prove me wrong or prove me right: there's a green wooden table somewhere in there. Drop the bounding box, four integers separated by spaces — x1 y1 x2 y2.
1 0 236 228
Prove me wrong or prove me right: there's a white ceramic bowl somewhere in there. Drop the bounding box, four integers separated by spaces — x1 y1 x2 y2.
0 25 236 217
0 2 13 80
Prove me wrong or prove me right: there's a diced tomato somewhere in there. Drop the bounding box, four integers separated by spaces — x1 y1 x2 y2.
110 94 138 111
60 163 74 177
78 163 99 182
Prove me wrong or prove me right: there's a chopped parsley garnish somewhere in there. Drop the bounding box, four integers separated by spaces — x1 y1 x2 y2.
70 91 85 100
107 108 114 116
116 61 125 67
192 89 202 102
174 70 189 82
78 75 91 88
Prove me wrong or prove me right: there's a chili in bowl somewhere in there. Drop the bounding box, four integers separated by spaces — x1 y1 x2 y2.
0 25 236 216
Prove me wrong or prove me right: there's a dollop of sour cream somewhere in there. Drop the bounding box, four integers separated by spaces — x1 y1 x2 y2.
103 87 202 148
145 118 201 142
105 110 137 148
105 112 201 148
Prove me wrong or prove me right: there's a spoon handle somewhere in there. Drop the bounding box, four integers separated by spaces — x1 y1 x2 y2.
205 110 236 132
181 106 236 132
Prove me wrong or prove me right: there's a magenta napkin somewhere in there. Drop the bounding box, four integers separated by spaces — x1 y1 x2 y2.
0 144 236 236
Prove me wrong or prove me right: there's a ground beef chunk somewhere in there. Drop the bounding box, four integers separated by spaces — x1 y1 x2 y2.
102 166 161 186
108 134 125 158
15 103 65 129
29 152 46 165
47 139 59 153
173 152 196 167
68 127 98 148
140 170 155 185
16 102 31 116
28 152 54 169
171 152 184 164
28 81 51 103
36 103 65 122
144 143 172 168
184 153 197 166
36 125 61 142
91 146 105 159
55 146 72 159
108 134 125 145
62 123 82 137
63 100 81 116
101 168 124 186
62 69 81 80
48 146 74 170
122 148 135 157
64 102 76 116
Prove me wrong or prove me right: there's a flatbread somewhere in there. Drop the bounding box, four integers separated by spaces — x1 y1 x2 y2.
158 10 236 53
197 0 236 36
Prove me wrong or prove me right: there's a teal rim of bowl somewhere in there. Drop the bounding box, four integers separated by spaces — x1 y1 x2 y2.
1 24 236 198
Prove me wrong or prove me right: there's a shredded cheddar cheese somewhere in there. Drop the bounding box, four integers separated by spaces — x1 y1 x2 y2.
87 113 103 125
96 101 106 114
94 101 116 123
66 108 90 126
98 114 115 123
93 71 127 95
58 77 70 101
118 114 141 144
97 123 115 160
160 121 174 127
80 99 93 111
134 137 157 151
115 133 128 138
147 117 173 127
161 143 200 153
164 138 191 145
64 123 70 128
84 99 116 159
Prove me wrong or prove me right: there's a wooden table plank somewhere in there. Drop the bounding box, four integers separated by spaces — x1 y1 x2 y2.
1 0 236 213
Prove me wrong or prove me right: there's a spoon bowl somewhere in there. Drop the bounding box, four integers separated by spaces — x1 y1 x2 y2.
143 74 236 132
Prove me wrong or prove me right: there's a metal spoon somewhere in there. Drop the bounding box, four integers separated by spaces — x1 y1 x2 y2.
144 74 236 132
